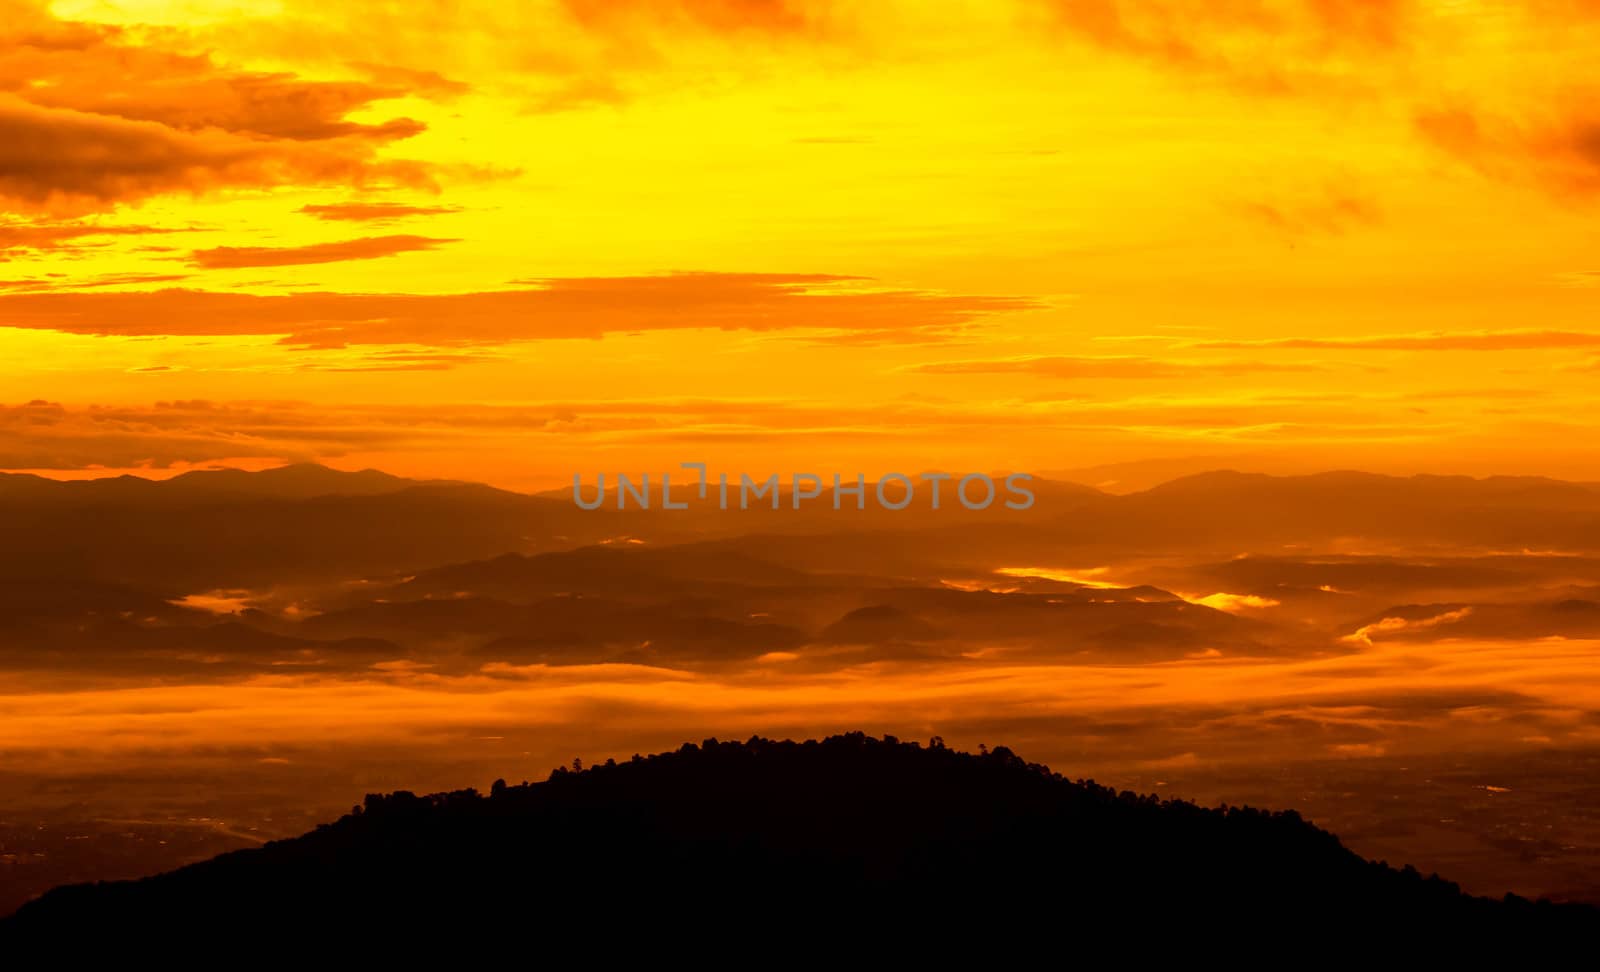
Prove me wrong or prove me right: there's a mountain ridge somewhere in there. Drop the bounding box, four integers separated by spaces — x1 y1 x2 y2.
11 460 1600 500
5 733 1594 947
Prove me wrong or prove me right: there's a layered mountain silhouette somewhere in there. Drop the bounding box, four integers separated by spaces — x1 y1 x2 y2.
7 464 1600 592
5 733 1593 946
9 463 1600 677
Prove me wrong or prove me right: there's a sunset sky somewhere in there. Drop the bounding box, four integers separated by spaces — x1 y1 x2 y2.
4 0 1600 489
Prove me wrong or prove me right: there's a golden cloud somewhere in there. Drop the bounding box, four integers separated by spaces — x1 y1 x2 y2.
189 235 459 269
0 273 1038 346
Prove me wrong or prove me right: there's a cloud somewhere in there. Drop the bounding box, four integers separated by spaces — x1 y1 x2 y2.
0 391 1486 473
299 203 462 222
0 399 405 469
304 351 507 372
1036 1 1600 201
523 76 634 113
780 327 982 348
0 96 432 213
2 397 962 469
207 0 859 126
1343 607 1473 646
1186 592 1280 613
1417 105 1600 198
0 273 1038 347
349 62 473 98
6 635 1598 784
0 219 178 257
1191 330 1600 352
1035 0 1412 93
0 4 439 213
909 354 1317 379
0 4 424 142
19 71 423 143
559 0 831 35
189 235 459 269
0 272 191 292
1235 184 1382 237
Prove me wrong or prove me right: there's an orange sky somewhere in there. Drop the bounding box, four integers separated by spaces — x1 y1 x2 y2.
4 0 1600 489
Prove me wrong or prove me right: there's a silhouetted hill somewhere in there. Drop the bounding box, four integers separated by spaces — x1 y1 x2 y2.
4 734 1593 948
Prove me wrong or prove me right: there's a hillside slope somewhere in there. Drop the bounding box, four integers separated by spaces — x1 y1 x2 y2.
5 733 1594 946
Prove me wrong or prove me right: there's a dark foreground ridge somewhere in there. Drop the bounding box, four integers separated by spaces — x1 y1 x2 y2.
4 733 1595 947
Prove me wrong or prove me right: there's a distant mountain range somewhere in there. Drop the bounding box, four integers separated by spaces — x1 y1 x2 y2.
4 733 1592 946
6 463 1600 592
6 463 1600 678
0 462 437 501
